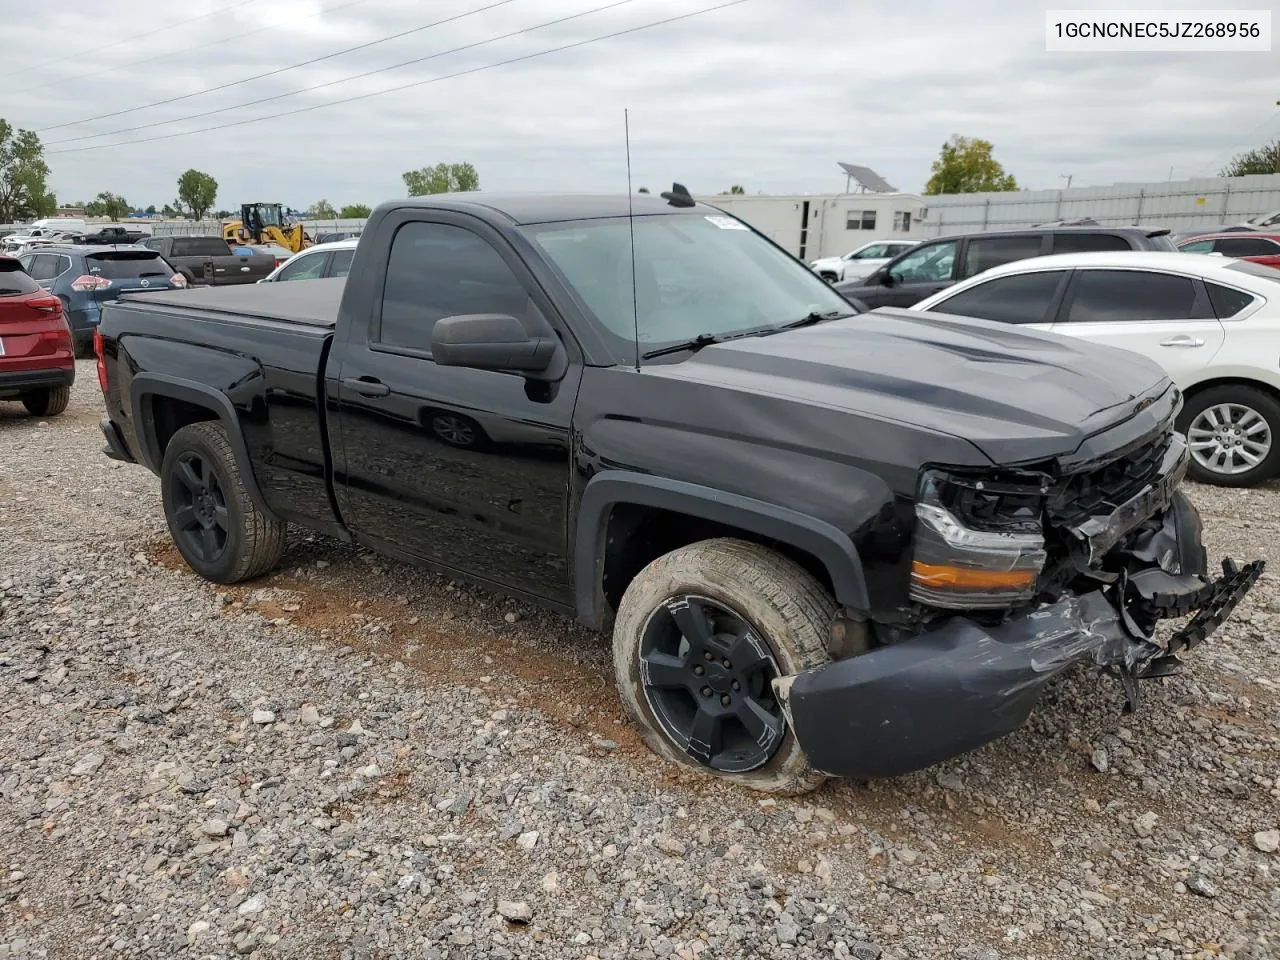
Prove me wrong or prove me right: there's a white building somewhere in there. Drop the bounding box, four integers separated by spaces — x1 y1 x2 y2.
694 192 931 260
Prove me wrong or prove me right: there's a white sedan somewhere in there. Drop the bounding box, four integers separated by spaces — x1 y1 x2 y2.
258 238 358 283
809 239 918 283
910 251 1280 487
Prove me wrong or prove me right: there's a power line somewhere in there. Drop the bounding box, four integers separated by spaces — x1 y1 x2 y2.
36 0 524 134
45 0 638 146
13 0 257 77
1190 107 1280 178
46 0 751 156
14 0 371 97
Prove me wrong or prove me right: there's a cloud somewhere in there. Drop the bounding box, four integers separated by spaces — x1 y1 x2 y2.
5 0 1277 210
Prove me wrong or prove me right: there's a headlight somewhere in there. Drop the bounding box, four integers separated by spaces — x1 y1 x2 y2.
910 469 1047 610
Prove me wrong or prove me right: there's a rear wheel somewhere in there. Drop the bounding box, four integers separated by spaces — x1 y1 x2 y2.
160 422 286 583
1177 385 1280 487
21 386 70 417
612 538 835 795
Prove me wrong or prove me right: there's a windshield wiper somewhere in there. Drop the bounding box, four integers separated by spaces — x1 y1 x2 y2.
641 310 855 361
641 332 730 360
775 309 856 331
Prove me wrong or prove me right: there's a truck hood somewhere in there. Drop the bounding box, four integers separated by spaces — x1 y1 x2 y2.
643 307 1171 466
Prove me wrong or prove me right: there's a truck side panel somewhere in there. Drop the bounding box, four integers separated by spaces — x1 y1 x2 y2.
100 301 343 535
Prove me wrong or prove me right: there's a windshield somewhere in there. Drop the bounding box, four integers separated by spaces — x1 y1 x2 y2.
0 259 40 295
526 213 851 361
87 252 174 279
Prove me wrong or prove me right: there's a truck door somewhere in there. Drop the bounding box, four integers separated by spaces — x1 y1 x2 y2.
327 212 581 607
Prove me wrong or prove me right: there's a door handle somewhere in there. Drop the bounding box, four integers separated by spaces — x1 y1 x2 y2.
341 377 390 397
1159 336 1205 348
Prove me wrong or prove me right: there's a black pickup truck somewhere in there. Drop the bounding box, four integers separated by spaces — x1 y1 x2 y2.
95 190 1263 794
138 236 275 286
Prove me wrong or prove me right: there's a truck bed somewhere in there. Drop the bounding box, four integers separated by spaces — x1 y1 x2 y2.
118 276 344 327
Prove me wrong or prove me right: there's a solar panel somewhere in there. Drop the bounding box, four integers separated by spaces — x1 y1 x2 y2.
837 162 897 193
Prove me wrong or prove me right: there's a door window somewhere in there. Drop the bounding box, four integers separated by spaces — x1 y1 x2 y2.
328 248 355 278
25 254 59 281
275 252 328 281
1062 270 1211 323
1051 233 1133 254
928 270 1067 324
889 240 958 283
961 235 1044 278
377 222 533 354
1213 236 1280 258
850 243 891 259
1178 239 1215 254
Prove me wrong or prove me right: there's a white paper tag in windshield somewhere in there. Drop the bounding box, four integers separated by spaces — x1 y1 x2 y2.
705 215 748 230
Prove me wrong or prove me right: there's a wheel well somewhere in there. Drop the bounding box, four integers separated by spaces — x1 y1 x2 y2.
1180 377 1280 412
599 503 835 613
147 395 219 458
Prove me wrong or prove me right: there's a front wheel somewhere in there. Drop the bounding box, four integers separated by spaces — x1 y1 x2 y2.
612 538 836 794
1177 386 1280 487
160 422 287 583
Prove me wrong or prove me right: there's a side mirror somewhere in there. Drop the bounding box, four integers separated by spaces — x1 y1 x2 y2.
431 313 558 373
881 271 896 287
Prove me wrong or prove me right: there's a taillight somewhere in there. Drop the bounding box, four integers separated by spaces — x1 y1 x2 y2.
30 295 62 315
170 273 188 288
71 275 112 292
94 328 108 393
275 258 285 268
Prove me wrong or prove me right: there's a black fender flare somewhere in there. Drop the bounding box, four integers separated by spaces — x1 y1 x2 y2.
129 372 277 520
574 472 870 629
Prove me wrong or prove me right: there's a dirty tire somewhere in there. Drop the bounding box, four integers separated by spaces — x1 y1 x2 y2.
21 385 71 417
613 537 835 795
160 422 287 584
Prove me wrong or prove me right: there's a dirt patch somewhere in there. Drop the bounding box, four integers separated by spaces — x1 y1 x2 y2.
146 535 650 758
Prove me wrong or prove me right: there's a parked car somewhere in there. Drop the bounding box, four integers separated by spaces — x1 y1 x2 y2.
246 243 302 269
910 251 1280 487
19 244 186 355
807 239 918 283
0 256 75 417
1177 232 1280 269
139 236 275 286
314 231 362 245
258 238 358 283
94 190 1262 794
76 226 150 245
834 226 1178 308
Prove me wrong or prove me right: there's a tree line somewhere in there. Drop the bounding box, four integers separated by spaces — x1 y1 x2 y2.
4 114 1280 225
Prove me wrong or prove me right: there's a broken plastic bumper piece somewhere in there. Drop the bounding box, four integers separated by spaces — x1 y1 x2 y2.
775 554 1265 780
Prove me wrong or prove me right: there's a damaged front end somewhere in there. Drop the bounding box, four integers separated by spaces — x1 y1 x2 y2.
776 422 1265 780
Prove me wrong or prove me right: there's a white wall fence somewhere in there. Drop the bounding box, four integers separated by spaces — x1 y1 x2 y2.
918 174 1280 236
148 218 369 238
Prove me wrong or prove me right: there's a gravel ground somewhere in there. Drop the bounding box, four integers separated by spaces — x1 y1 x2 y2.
1 363 1278 960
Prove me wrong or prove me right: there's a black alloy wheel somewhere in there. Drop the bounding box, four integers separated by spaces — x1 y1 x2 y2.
638 594 785 773
167 450 231 565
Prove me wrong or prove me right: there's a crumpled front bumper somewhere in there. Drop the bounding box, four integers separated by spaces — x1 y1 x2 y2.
776 499 1265 780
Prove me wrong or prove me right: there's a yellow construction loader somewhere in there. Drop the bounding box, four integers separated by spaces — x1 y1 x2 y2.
222 203 310 253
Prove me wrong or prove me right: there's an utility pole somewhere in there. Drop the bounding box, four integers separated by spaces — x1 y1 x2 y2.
1060 174 1073 190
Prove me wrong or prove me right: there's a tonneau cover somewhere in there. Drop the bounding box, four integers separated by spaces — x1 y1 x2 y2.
118 276 344 327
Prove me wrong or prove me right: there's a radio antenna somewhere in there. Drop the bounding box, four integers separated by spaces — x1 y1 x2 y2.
625 108 640 372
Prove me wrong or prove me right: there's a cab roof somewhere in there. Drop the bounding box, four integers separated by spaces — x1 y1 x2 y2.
382 192 718 226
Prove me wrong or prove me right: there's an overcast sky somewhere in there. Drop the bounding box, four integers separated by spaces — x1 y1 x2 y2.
6 0 1278 211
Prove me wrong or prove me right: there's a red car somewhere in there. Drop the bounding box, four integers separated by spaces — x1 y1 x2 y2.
0 256 75 417
1177 232 1280 269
